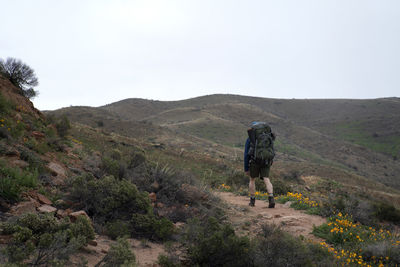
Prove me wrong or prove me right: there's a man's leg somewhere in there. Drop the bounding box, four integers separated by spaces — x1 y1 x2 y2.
249 177 256 206
263 177 275 208
263 177 273 195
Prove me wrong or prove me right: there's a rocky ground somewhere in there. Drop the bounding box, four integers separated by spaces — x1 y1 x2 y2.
216 191 326 242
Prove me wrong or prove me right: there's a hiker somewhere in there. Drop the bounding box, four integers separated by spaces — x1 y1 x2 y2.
244 122 276 208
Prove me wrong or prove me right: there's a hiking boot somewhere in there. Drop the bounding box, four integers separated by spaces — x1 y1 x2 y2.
268 196 275 208
249 197 255 207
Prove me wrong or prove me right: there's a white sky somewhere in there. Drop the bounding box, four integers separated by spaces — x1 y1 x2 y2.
1 0 399 110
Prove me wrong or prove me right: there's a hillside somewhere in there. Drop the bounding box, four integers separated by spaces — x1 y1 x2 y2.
3 76 400 266
0 77 229 266
51 94 400 192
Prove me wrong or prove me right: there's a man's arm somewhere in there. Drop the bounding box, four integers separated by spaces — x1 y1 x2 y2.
244 138 250 173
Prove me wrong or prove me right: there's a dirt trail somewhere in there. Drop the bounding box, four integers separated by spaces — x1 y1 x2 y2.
216 191 326 241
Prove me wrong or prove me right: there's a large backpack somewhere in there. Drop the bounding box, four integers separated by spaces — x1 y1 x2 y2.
247 122 275 165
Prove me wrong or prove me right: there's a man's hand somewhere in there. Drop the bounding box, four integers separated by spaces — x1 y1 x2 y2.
245 171 250 176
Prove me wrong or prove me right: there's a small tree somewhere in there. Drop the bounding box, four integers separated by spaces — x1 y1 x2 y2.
0 57 39 99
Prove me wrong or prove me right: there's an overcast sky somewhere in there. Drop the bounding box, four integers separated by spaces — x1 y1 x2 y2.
1 0 399 110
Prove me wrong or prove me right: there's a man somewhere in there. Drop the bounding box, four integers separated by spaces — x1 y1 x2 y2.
244 122 275 208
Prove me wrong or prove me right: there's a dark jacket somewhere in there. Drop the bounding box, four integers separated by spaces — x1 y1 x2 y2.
244 137 250 172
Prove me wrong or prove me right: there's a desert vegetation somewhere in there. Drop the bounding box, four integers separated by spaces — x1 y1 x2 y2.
158 219 335 267
0 213 94 266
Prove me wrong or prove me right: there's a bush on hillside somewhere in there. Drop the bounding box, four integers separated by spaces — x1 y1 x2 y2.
46 136 66 152
149 165 185 205
69 174 152 222
101 156 126 179
24 137 51 155
96 237 136 267
252 224 334 267
0 57 39 99
68 173 175 240
106 220 130 240
374 202 400 224
153 165 223 223
18 146 45 171
131 213 174 241
0 92 14 114
128 150 146 169
0 213 93 266
319 193 379 226
0 160 38 203
182 217 251 267
69 215 95 242
110 149 122 161
55 116 71 138
162 220 335 267
126 161 222 223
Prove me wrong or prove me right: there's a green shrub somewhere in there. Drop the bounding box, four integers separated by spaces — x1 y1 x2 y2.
146 165 223 223
102 157 125 179
106 220 130 240
43 124 57 138
131 213 174 241
0 92 13 114
272 179 291 196
69 174 152 222
173 219 334 266
34 141 50 155
46 137 66 152
110 149 122 161
69 215 95 243
0 213 94 266
253 224 334 267
0 161 38 202
97 238 136 267
55 116 71 138
70 170 175 241
374 202 400 224
23 137 37 150
10 119 25 138
128 151 146 169
183 217 251 267
147 165 196 205
18 147 44 171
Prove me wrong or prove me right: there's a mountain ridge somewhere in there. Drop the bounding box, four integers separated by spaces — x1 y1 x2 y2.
49 94 400 191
